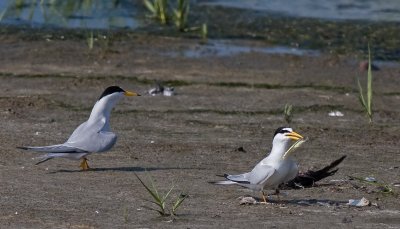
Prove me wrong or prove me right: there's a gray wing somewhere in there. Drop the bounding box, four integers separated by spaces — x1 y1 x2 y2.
226 163 276 186
19 120 117 153
17 144 86 153
225 172 252 183
65 130 117 153
247 163 276 185
64 120 117 153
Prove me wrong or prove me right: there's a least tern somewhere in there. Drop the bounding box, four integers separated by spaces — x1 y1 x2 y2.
18 86 140 170
212 127 304 202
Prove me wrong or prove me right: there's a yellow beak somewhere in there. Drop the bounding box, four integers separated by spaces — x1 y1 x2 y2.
285 131 303 140
124 91 140 96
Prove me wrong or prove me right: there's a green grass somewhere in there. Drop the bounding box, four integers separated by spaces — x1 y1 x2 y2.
173 0 189 31
87 30 94 50
349 175 397 196
201 23 208 42
144 0 168 25
357 44 373 123
143 0 208 36
135 173 187 217
283 103 293 124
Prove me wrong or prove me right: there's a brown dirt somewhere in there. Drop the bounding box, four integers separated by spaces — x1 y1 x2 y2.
0 32 399 229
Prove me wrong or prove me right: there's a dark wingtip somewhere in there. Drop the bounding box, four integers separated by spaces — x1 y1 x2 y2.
35 157 53 165
326 155 347 171
16 146 28 150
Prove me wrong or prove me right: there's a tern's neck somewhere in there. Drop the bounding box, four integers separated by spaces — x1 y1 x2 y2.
268 141 291 161
87 97 119 130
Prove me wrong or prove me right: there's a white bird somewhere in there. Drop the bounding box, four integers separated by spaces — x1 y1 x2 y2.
212 127 304 202
18 86 140 170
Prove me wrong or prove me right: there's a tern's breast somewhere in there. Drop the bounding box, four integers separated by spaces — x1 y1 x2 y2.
263 159 296 188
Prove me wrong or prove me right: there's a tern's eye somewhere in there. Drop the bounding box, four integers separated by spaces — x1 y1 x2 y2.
273 127 292 138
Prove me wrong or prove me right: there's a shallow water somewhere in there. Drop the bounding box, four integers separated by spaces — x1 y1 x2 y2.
2 0 400 30
198 0 400 22
0 0 140 29
0 0 399 60
165 40 320 58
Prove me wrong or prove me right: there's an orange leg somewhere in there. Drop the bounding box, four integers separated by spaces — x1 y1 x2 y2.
79 157 90 171
261 191 268 203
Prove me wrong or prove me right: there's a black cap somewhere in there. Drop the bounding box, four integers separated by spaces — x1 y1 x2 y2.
98 86 125 100
273 127 291 137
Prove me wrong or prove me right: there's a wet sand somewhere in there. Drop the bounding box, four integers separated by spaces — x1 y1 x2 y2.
0 31 399 228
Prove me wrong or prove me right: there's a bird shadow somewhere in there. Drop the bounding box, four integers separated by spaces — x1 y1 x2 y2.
286 198 348 206
254 197 348 206
49 166 204 174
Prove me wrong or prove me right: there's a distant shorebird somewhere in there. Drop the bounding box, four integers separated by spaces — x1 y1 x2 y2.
212 127 304 202
18 86 140 170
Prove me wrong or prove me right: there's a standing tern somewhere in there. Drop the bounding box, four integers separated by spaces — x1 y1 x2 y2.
212 127 304 202
18 86 140 170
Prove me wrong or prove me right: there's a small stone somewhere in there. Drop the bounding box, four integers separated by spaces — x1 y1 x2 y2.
347 197 370 207
328 111 344 117
239 196 257 205
364 177 376 182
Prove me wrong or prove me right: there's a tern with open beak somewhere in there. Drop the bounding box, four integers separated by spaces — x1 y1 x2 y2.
18 86 140 170
212 127 304 202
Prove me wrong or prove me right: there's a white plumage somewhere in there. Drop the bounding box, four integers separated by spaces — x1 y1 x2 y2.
213 127 304 202
18 86 139 170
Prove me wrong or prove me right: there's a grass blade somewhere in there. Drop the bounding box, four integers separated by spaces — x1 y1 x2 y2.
284 103 293 124
367 44 373 122
162 185 175 203
134 173 162 204
172 193 187 215
141 205 165 215
144 0 156 14
357 78 367 109
87 31 94 50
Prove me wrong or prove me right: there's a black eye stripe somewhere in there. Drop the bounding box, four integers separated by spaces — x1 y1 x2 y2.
98 86 125 100
273 127 291 137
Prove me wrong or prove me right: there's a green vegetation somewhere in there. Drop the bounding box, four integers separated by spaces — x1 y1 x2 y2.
143 0 207 38
349 175 397 196
357 44 373 123
283 103 293 124
173 0 190 31
86 31 94 50
135 173 187 217
201 23 208 42
144 0 168 25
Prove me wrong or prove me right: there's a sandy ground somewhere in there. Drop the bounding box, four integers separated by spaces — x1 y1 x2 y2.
0 32 400 228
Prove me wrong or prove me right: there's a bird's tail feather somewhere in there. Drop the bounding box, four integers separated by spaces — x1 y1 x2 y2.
17 144 80 153
209 180 237 185
35 156 54 165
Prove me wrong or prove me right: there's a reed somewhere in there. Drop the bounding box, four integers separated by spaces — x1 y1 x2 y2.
357 44 373 123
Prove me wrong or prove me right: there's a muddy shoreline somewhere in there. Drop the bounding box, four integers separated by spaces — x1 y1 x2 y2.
0 28 399 228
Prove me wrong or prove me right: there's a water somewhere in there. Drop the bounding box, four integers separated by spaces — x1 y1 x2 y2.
165 40 320 58
1 0 399 30
0 0 140 29
0 0 398 60
198 0 400 22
